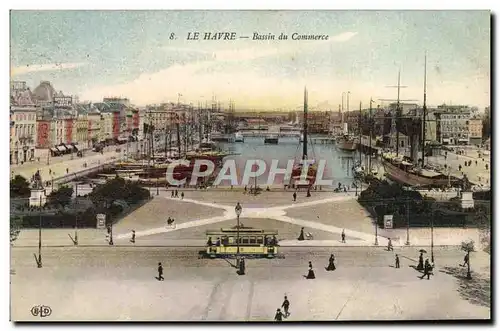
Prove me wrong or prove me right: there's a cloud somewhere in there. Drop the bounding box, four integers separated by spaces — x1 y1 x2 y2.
330 32 358 42
10 62 86 76
78 31 365 108
162 31 359 63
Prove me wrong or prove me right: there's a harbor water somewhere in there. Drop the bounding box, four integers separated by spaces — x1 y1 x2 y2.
216 136 360 188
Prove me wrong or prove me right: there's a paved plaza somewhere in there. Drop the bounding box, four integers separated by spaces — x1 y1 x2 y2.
10 172 491 321
10 246 490 321
13 191 482 248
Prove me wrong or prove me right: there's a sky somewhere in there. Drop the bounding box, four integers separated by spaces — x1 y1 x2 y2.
10 10 490 111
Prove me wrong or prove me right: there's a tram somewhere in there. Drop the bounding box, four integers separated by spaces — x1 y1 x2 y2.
205 227 279 258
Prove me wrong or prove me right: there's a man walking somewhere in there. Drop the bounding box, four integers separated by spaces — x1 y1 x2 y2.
293 191 297 202
461 253 470 267
395 254 400 268
181 192 184 200
157 262 164 281
387 238 394 251
130 230 135 244
281 296 290 318
171 190 174 198
419 259 432 280
341 229 346 243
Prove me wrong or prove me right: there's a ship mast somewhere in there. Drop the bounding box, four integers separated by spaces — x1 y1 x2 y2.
421 53 427 167
358 101 362 165
396 69 401 156
176 114 181 157
302 87 308 160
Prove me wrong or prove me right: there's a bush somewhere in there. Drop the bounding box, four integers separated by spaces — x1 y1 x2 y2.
10 175 31 198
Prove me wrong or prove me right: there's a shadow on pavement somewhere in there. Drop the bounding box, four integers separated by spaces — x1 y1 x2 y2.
440 266 491 308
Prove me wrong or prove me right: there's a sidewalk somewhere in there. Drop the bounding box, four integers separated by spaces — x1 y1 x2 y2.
11 149 122 183
12 226 483 248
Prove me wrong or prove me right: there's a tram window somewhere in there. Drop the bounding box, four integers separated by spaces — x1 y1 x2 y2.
242 237 249 244
249 237 256 244
228 237 235 244
256 237 263 244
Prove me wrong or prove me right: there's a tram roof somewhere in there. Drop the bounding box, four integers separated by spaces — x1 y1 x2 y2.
206 228 278 235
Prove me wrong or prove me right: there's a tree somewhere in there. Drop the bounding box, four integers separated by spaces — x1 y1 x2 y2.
461 240 475 280
10 215 22 243
47 185 74 208
10 175 31 198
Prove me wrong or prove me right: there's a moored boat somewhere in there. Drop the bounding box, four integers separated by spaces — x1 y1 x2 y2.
336 135 357 152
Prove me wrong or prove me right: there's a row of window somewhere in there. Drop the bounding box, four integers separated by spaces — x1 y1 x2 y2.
13 113 36 121
14 124 35 137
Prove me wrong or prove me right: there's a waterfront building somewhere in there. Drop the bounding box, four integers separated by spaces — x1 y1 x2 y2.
468 117 483 146
435 105 471 145
10 89 38 164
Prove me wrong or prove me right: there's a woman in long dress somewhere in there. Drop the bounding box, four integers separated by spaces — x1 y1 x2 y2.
306 261 316 279
325 254 336 271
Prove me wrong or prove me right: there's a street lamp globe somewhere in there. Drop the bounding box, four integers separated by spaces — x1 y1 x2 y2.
235 202 242 216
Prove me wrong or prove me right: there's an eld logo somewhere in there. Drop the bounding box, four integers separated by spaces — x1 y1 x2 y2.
31 305 52 318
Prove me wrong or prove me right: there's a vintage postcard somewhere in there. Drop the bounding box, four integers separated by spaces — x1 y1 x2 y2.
9 10 491 322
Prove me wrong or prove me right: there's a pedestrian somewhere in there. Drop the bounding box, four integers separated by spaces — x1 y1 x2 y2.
341 229 346 243
325 254 336 271
417 252 424 271
239 258 246 275
130 230 135 244
175 190 179 198
395 254 400 268
281 296 290 317
274 308 283 322
305 261 316 279
419 259 432 280
306 189 311 197
293 191 297 202
298 227 305 241
461 253 469 267
387 238 394 251
157 262 164 281
171 190 174 198
66 168 69 174
181 192 184 200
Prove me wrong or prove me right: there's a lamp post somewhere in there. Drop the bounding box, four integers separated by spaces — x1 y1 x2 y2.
37 195 42 268
431 208 434 264
109 222 114 246
405 199 410 245
235 202 242 265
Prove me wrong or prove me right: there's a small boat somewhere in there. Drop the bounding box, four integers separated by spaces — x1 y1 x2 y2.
235 131 244 143
264 134 279 144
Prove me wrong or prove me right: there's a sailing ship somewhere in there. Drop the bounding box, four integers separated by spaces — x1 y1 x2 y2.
336 135 357 152
290 87 317 187
381 56 461 187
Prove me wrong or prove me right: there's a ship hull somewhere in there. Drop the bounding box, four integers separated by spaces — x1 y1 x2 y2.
382 159 457 187
337 142 357 152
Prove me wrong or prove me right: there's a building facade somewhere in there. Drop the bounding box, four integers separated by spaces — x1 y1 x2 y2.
11 105 38 164
435 106 471 145
468 118 483 146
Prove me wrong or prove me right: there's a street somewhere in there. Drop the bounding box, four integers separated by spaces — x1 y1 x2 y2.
10 246 490 321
